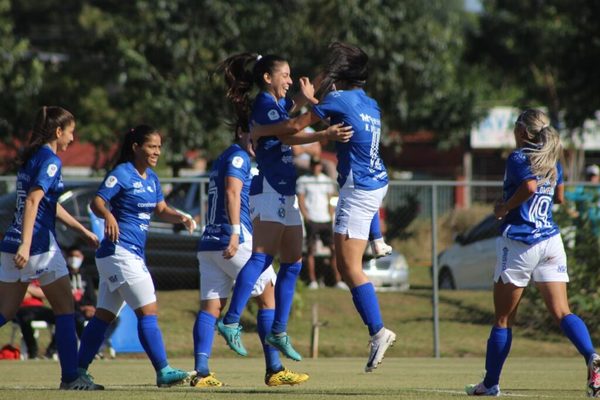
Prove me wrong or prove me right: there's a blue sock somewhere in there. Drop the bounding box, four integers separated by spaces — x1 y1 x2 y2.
369 212 382 241
561 314 596 364
193 311 216 377
55 314 79 383
351 283 384 336
257 309 283 372
483 327 512 388
78 316 110 370
223 253 273 325
137 315 168 371
0 313 6 327
272 261 302 334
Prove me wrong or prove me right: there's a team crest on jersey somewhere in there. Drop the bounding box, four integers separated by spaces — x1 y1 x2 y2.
147 185 154 193
105 175 118 188
232 156 244 168
47 164 58 177
267 109 280 121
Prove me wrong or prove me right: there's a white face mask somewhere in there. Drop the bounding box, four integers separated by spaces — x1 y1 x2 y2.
68 257 83 270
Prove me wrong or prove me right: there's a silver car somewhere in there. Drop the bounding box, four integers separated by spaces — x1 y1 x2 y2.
362 249 410 291
437 214 501 290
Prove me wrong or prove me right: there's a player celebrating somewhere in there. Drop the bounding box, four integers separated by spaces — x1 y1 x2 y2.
464 109 600 396
192 124 308 387
0 106 101 389
76 125 194 388
251 42 397 373
215 53 352 362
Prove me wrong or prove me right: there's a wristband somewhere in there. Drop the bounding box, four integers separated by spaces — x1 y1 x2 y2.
231 224 241 235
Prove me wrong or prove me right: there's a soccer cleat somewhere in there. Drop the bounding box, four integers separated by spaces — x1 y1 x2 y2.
307 281 319 290
588 353 600 397
370 238 393 259
156 366 190 387
465 382 500 396
265 368 310 386
266 333 302 361
365 328 396 372
190 373 224 388
59 370 104 390
217 320 248 356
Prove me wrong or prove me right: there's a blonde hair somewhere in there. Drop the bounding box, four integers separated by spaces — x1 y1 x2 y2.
515 109 562 184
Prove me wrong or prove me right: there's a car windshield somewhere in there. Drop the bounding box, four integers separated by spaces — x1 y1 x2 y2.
462 215 502 244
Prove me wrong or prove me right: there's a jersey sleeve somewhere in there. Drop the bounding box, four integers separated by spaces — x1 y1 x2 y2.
506 151 535 184
556 162 564 185
152 172 164 203
253 95 287 125
225 151 250 183
312 92 343 120
96 168 124 203
32 155 62 193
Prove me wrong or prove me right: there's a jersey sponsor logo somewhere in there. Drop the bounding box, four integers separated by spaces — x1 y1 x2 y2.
138 212 151 220
105 175 118 188
139 224 149 231
267 109 280 121
137 202 157 208
281 155 294 164
133 181 143 188
264 139 279 150
232 156 244 168
47 164 58 177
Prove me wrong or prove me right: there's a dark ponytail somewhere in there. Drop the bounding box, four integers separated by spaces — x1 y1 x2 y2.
217 53 288 131
18 106 74 166
114 125 159 167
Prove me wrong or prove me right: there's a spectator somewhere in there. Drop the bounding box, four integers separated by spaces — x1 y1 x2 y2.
297 157 344 289
14 280 55 359
65 245 118 358
566 164 600 237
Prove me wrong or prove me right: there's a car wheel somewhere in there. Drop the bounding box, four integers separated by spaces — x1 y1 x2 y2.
438 267 455 290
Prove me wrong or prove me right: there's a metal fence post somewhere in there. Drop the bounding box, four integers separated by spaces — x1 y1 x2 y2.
431 183 440 358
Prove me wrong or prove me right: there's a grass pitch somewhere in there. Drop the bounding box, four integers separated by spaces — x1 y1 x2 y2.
0 356 588 399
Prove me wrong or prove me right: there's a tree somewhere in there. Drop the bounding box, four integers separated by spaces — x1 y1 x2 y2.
0 0 44 171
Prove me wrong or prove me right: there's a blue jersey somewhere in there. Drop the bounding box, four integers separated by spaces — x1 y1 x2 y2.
500 149 563 245
95 162 164 259
198 144 252 251
312 89 388 190
250 91 296 196
0 146 64 255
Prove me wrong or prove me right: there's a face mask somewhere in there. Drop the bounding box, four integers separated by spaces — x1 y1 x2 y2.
68 257 83 270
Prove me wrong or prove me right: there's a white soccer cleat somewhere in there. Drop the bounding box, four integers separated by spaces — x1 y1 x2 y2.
370 238 392 259
465 381 500 396
588 353 600 397
365 328 396 372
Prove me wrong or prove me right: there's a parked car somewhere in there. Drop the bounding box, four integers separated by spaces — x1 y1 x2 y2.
437 214 501 290
308 240 410 291
0 185 201 290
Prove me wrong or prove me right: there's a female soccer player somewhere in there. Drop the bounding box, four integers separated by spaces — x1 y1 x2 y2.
192 124 308 387
251 42 397 372
0 106 101 390
215 53 352 361
77 125 194 388
464 109 600 396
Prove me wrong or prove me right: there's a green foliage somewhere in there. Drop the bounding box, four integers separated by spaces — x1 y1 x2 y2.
521 202 600 342
0 0 44 151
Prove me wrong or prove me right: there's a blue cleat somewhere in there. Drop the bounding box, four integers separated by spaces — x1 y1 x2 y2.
216 320 248 356
156 366 190 387
266 333 302 361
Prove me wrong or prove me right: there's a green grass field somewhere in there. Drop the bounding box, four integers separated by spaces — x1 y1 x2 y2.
0 357 589 399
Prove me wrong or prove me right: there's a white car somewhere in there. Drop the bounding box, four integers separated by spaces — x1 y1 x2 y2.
362 249 410 291
437 214 501 290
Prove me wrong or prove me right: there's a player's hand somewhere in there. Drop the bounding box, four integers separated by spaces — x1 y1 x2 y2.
183 216 197 234
83 229 100 248
104 214 120 243
494 200 508 220
222 234 239 260
327 123 353 143
299 77 315 102
14 244 30 269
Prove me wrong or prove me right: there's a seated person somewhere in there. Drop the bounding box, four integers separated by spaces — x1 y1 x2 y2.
14 280 55 359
